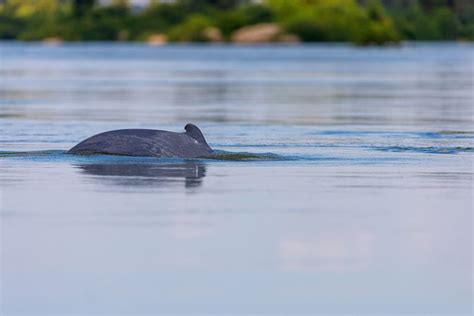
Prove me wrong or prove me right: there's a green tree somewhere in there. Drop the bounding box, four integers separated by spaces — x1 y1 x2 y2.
73 0 95 18
432 7 460 39
131 2 186 39
357 0 400 44
167 14 213 41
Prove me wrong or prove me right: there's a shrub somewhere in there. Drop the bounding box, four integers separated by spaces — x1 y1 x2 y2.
391 3 464 40
131 2 186 39
459 23 474 40
167 14 213 42
432 7 460 39
209 4 275 38
0 14 25 39
17 13 65 40
391 4 439 40
211 9 247 37
74 4 131 41
240 4 274 25
356 0 400 45
283 11 329 41
278 0 399 44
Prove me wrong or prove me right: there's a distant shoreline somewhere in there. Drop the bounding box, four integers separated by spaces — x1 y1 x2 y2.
0 39 471 46
1 0 472 46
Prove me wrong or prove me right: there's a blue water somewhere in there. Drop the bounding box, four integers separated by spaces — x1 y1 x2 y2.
0 42 473 315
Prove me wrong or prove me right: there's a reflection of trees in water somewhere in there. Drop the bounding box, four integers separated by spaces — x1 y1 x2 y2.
76 162 206 188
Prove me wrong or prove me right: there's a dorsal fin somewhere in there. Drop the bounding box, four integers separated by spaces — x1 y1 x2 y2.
184 123 211 149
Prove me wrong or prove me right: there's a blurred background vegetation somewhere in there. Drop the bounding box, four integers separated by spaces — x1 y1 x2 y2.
0 0 472 45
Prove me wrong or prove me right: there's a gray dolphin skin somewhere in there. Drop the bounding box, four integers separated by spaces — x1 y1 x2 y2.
68 123 214 158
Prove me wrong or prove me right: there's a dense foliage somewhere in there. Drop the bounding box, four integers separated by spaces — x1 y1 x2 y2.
0 0 472 44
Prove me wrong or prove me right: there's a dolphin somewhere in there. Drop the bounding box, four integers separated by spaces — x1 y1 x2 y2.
68 123 214 158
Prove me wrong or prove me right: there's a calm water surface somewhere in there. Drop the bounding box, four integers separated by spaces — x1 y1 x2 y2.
0 42 473 315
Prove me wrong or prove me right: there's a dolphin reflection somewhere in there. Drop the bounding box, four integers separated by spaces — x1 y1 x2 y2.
76 162 206 188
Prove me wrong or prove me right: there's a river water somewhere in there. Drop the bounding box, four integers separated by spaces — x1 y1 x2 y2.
0 42 473 315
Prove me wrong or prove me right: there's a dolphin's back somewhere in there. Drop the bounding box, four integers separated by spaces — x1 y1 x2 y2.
68 128 213 158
